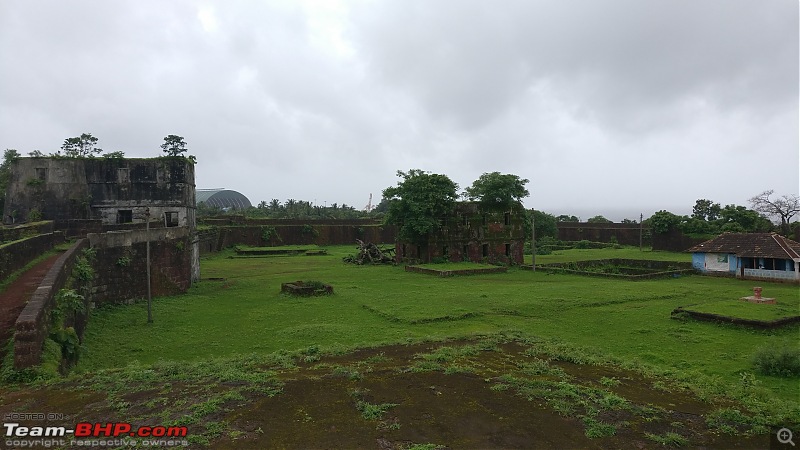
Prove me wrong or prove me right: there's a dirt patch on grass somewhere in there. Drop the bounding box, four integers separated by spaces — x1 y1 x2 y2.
0 338 774 449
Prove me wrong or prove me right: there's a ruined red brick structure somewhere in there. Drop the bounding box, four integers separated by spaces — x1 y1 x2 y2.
395 202 526 265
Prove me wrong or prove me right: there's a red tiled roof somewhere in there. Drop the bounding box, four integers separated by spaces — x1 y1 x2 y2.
687 233 800 260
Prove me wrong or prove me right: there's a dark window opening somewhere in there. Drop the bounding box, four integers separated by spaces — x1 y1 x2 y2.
35 167 47 181
482 243 489 257
443 245 449 258
463 245 468 257
482 214 488 226
165 212 179 227
416 245 422 258
504 212 511 226
461 214 468 225
505 243 511 257
402 243 406 256
117 210 133 224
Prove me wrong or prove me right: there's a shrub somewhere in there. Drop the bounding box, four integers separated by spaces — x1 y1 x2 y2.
575 240 591 249
751 342 800 377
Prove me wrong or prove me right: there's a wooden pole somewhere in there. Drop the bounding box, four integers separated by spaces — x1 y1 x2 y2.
146 207 153 324
639 213 643 251
531 208 536 272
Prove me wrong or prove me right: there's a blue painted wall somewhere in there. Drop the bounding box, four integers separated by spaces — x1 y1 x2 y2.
691 253 705 271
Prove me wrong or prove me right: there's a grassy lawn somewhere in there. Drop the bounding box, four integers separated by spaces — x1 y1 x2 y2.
78 245 799 407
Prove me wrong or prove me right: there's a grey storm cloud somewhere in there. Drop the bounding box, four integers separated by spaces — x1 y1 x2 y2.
0 0 797 220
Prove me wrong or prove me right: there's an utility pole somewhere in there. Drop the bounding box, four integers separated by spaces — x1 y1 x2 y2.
145 207 153 324
639 213 643 252
531 208 536 272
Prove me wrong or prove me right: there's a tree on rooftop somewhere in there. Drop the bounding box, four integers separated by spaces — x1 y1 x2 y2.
61 133 102 157
161 135 188 157
748 190 799 235
464 172 529 210
383 169 459 245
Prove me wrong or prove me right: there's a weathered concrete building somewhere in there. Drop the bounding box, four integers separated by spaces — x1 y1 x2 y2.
3 157 196 228
396 202 526 264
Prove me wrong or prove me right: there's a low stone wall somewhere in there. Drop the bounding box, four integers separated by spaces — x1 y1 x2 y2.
0 221 55 242
88 227 195 305
14 239 88 369
404 266 508 277
0 232 62 282
538 259 695 281
671 307 800 329
742 268 799 284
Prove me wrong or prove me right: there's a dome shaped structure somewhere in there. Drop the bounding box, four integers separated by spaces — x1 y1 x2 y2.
196 189 252 209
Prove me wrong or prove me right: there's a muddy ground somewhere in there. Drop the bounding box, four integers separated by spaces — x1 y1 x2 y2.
0 338 779 449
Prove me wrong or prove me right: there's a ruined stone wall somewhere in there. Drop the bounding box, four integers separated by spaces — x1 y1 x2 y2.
556 222 649 246
396 203 526 265
210 224 395 249
3 157 195 227
652 229 707 252
88 227 195 305
0 232 62 282
14 239 88 369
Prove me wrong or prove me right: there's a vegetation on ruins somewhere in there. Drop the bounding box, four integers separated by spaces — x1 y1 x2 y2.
0 149 20 214
60 133 103 157
463 171 529 210
382 169 459 245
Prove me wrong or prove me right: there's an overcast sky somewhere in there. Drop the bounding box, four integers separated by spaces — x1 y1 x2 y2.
1 0 797 220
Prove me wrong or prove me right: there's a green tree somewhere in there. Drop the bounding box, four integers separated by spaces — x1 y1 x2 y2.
748 190 799 235
717 204 773 233
383 169 459 244
463 172 529 210
0 149 21 215
692 199 722 221
61 133 102 157
161 135 188 157
647 210 681 234
529 210 558 242
556 214 580 222
587 215 612 223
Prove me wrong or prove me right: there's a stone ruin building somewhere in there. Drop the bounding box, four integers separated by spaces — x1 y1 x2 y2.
395 202 526 265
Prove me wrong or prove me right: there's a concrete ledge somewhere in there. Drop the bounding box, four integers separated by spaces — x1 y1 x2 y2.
671 307 800 329
405 266 508 277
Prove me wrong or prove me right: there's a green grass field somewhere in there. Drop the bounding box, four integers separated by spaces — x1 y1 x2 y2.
78 246 800 408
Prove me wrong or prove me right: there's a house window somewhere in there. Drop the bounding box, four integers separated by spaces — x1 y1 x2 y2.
504 212 511 226
482 243 489 257
505 243 511 257
117 168 129 183
117 210 133 224
716 255 728 263
165 212 179 227
35 167 47 181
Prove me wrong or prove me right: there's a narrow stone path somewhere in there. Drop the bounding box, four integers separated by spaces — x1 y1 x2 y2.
0 253 61 360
